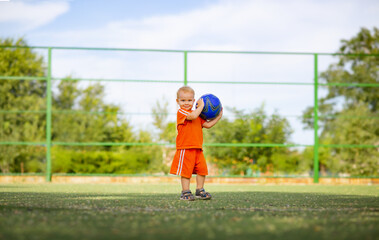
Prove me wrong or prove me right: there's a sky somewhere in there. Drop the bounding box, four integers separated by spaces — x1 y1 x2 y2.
1 0 378 145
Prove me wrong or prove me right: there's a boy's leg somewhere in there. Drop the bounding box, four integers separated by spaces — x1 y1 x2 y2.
196 174 205 189
181 176 191 191
180 176 195 201
194 150 208 190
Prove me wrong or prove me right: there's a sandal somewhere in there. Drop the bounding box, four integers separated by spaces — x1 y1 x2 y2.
180 190 195 201
195 188 212 200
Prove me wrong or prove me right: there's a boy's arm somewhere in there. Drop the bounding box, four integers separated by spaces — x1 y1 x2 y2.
203 108 223 129
186 98 204 120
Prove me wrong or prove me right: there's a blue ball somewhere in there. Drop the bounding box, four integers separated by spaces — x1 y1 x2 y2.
199 94 222 120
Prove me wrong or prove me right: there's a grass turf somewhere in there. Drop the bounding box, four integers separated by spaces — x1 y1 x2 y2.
0 183 378 240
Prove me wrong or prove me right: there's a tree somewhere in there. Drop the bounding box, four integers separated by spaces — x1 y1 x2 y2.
0 38 167 174
0 38 46 173
52 79 135 147
51 80 166 174
204 107 298 175
152 98 176 143
302 27 379 176
152 99 176 173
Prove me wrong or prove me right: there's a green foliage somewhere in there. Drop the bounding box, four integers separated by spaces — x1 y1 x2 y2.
134 130 167 174
151 99 175 174
319 103 379 176
0 38 167 174
0 38 46 172
52 78 136 147
152 98 176 143
204 107 299 175
52 147 151 174
302 27 379 176
50 80 166 174
0 145 45 173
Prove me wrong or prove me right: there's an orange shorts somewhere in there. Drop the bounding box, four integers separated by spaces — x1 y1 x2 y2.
170 149 208 178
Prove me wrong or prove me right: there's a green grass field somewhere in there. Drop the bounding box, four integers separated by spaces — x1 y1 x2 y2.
0 183 378 240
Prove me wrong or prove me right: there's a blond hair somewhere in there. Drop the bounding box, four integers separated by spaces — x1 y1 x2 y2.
177 86 195 98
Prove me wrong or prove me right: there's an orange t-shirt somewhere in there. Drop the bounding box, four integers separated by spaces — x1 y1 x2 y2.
176 108 206 149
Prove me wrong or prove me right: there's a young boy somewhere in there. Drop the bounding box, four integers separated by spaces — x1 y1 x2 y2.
170 86 223 201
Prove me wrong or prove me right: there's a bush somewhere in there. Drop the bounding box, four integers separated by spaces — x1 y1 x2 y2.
52 147 153 174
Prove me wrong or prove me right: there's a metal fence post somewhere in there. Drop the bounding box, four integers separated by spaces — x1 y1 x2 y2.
46 48 52 182
313 54 319 183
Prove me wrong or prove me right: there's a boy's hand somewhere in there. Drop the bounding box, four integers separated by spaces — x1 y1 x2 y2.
196 98 205 109
187 98 204 120
202 107 223 129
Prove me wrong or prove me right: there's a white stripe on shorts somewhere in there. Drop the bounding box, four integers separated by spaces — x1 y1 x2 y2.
176 149 185 175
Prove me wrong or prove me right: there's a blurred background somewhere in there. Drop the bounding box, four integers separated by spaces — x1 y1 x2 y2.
0 0 378 178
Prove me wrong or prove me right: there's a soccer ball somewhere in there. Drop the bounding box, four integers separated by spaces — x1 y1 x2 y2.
199 94 222 120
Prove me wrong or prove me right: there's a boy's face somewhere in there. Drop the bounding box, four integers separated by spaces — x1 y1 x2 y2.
177 90 195 111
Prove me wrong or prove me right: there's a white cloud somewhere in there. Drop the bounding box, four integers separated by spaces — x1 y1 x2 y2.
0 0 69 32
29 0 379 53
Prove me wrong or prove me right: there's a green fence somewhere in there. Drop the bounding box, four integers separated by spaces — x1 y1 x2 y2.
1 46 378 183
